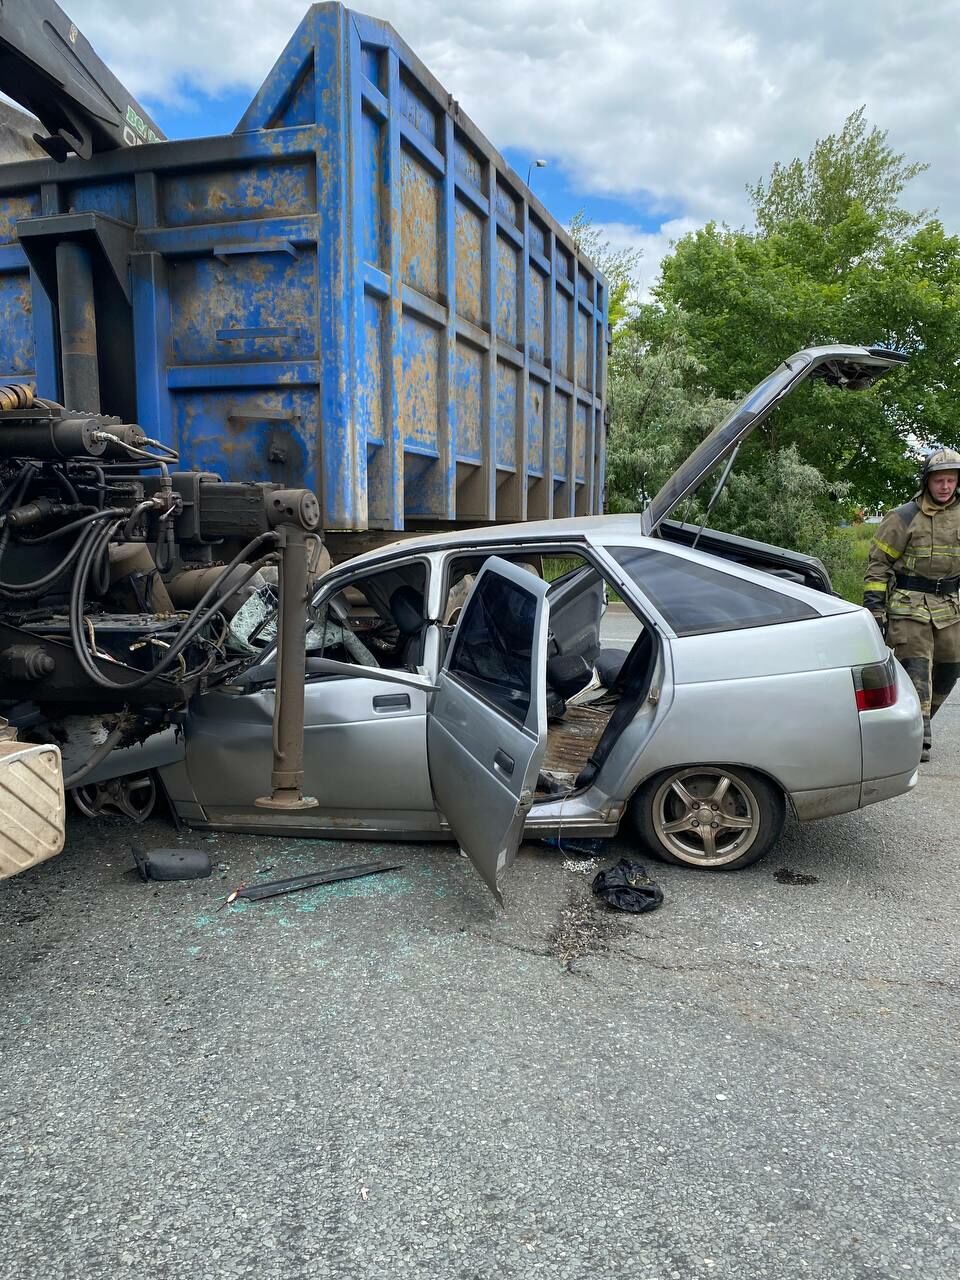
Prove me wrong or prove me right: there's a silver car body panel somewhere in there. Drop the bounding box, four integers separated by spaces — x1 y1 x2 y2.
790 783 863 821
427 557 551 903
859 660 924 792
860 767 920 810
181 676 437 823
592 662 862 804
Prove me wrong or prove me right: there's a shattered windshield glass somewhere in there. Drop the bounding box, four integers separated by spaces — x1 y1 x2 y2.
303 598 379 665
228 584 379 666
228 583 280 653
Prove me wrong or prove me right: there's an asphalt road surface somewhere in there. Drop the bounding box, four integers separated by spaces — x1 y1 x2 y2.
1 642 957 1277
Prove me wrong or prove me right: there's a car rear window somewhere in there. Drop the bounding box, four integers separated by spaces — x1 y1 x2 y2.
608 545 819 636
446 571 537 726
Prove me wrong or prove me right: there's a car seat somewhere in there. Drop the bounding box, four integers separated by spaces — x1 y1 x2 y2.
389 585 427 669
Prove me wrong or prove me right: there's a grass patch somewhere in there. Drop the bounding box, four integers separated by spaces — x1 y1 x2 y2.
542 556 622 602
821 525 873 604
542 556 580 582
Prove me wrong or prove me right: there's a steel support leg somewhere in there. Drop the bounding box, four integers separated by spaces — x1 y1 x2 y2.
256 525 318 811
56 240 100 412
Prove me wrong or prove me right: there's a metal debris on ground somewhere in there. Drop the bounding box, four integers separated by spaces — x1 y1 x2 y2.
591 858 664 914
223 860 404 906
549 896 609 966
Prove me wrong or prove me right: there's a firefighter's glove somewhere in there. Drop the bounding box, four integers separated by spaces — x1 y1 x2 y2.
869 609 887 638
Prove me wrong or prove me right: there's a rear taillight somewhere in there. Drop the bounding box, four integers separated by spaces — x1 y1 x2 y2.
853 653 898 711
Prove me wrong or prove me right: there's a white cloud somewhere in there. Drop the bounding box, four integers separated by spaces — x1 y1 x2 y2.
64 0 959 235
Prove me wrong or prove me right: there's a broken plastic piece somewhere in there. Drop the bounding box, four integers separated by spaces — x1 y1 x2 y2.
225 859 403 904
592 858 664 913
132 846 212 881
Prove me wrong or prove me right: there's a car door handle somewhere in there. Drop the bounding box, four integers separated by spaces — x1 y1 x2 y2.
373 693 411 711
493 749 515 777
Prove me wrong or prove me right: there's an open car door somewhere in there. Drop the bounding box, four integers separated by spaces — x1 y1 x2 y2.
427 557 550 905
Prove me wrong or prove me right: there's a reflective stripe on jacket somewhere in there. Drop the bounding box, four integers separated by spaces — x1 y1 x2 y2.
863 493 960 628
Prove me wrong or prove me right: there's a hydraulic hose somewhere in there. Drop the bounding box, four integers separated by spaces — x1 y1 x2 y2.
16 506 127 545
122 499 159 540
73 552 274 691
91 529 112 596
0 518 104 598
67 462 107 509
62 723 127 790
50 466 80 505
0 462 36 511
69 528 280 691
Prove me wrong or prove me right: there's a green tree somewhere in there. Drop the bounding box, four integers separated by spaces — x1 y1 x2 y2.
568 211 641 329
606 308 733 513
650 110 960 509
606 312 852 566
748 107 928 238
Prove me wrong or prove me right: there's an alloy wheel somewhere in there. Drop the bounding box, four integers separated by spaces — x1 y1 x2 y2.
72 773 157 823
651 767 762 867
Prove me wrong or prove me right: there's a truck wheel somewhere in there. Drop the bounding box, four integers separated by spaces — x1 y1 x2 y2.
631 765 784 871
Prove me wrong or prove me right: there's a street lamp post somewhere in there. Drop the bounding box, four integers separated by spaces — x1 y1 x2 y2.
526 158 547 189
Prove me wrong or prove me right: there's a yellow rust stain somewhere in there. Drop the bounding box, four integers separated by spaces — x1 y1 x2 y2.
496 237 518 346
164 162 316 227
169 250 317 364
0 194 40 246
400 152 440 300
528 272 546 363
455 204 482 326
399 328 439 449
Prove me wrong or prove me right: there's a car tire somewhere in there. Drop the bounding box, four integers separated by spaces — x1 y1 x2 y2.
631 765 785 871
71 771 158 824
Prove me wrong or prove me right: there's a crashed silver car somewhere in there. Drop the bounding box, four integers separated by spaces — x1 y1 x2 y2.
80 346 923 901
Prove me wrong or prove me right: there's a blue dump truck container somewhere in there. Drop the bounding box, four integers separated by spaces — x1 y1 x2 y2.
0 3 607 539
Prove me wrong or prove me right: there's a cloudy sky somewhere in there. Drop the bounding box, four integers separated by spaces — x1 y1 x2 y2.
65 0 959 293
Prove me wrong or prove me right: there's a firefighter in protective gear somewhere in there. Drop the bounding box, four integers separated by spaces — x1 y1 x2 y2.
864 447 960 761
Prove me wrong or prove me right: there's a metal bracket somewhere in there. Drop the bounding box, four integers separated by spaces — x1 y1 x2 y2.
18 211 136 303
213 240 298 262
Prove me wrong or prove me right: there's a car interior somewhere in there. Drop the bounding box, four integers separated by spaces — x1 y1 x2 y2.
301 548 660 800
440 550 658 799
304 561 431 671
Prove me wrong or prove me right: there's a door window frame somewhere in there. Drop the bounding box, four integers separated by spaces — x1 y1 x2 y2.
442 564 544 731
255 553 437 676
438 540 653 634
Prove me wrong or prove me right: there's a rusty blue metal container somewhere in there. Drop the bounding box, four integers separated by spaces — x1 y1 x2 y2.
0 3 608 531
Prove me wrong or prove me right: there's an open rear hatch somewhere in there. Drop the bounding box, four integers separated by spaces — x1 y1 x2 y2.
641 345 909 543
657 521 833 591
